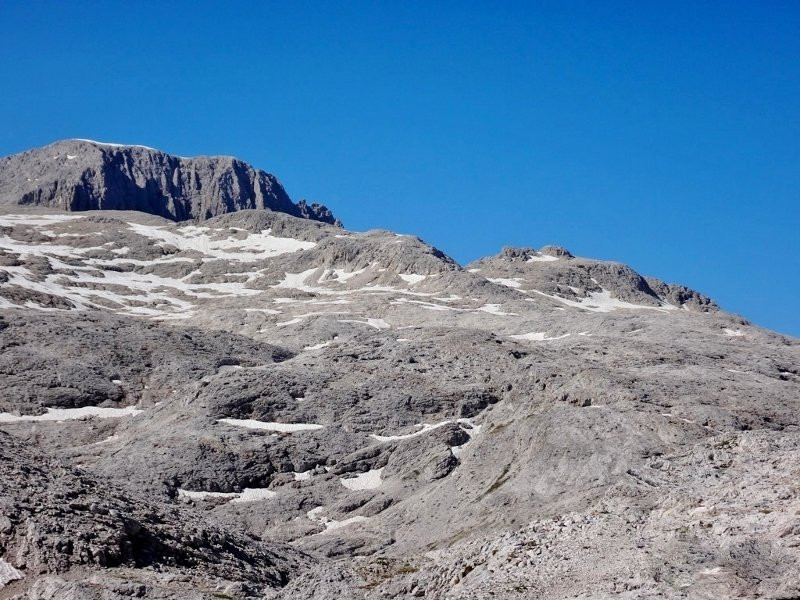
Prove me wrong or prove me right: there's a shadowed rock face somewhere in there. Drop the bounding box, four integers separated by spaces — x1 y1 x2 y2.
0 430 309 596
0 140 340 225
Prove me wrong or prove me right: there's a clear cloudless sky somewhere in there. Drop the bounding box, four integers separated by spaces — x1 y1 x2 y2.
1 1 798 335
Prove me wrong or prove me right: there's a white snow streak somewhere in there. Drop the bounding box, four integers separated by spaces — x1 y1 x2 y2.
338 318 390 330
510 332 571 341
71 138 159 150
178 488 276 503
178 489 239 500
218 418 324 433
304 341 333 351
372 418 480 443
371 421 451 442
531 289 675 313
0 406 142 423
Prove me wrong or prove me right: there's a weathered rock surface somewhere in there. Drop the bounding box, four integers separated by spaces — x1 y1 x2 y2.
0 140 339 225
0 430 309 598
468 246 717 311
0 142 798 599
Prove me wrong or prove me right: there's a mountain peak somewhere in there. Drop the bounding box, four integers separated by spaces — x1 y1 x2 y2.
0 139 340 226
498 246 574 262
471 245 717 312
68 138 163 152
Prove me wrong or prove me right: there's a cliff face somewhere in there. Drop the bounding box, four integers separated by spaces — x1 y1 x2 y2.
0 139 340 225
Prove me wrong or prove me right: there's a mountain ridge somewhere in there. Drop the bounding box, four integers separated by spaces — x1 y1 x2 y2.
0 139 340 226
0 140 722 311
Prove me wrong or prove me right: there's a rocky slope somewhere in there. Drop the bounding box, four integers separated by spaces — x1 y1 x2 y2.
0 140 338 225
0 143 798 599
0 430 308 599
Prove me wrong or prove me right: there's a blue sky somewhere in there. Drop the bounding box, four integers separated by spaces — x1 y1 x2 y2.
1 2 798 336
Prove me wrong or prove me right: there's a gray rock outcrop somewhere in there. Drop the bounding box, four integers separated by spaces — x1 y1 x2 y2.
0 140 340 225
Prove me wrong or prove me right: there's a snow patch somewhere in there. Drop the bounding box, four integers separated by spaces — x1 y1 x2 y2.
371 421 451 442
526 254 559 262
127 223 315 260
274 269 440 298
178 489 238 500
178 488 276 503
723 328 744 337
324 516 369 531
304 341 333 351
0 214 84 227
399 273 426 285
0 405 142 423
230 488 277 503
306 507 369 533
277 310 350 327
340 468 384 490
510 332 571 341
338 318 390 330
373 418 481 444
0 229 283 317
450 419 482 457
487 277 523 289
476 304 518 316
305 298 352 305
274 268 324 293
321 267 367 283
218 418 323 433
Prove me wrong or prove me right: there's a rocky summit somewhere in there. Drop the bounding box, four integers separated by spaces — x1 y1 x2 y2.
0 142 798 600
0 140 338 225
